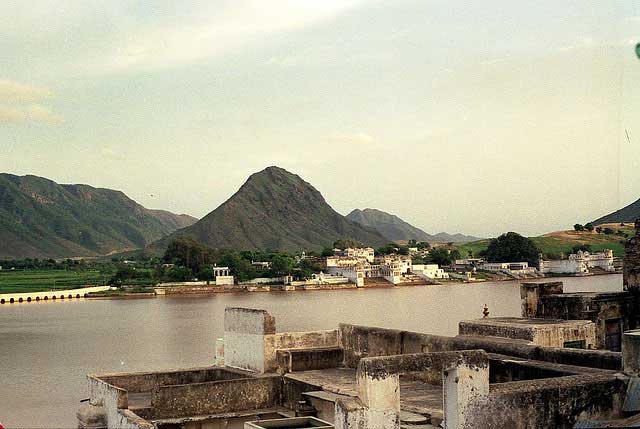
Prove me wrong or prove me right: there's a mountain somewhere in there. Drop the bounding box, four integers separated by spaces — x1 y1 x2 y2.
592 198 640 225
346 208 480 243
152 166 388 252
0 173 197 259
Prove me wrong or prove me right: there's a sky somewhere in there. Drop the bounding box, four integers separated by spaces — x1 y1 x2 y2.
1 0 639 238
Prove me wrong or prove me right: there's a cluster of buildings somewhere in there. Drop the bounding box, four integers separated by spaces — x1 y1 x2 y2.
325 247 448 286
454 249 616 277
539 249 615 275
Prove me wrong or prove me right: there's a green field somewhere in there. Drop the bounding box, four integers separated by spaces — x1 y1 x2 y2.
456 225 635 259
0 269 109 294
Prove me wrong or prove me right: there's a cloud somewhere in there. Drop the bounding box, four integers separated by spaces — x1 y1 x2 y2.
0 80 62 125
0 104 63 124
82 0 364 74
0 80 52 102
330 132 374 145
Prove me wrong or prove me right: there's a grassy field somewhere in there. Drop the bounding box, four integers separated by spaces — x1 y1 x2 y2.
0 269 109 294
456 223 635 258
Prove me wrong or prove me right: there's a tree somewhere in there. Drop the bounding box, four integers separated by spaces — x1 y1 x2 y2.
398 246 410 255
321 247 334 257
484 232 540 265
376 244 397 255
417 241 431 250
426 248 459 266
603 227 615 235
166 266 192 282
270 255 294 276
333 238 363 250
574 224 585 231
219 252 257 282
571 244 591 253
163 237 217 275
584 223 594 232
298 258 323 279
595 227 603 234
412 255 425 264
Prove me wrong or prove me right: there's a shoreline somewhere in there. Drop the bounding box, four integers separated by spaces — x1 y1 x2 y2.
0 272 622 304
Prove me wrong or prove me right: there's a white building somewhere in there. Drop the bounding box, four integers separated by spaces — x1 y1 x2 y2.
412 264 449 279
251 261 272 269
479 261 536 275
324 252 412 286
213 266 234 286
539 250 614 275
376 255 412 274
335 247 375 263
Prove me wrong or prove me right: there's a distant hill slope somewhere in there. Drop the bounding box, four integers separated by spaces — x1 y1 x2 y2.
592 198 640 225
456 223 636 258
0 173 197 259
346 208 479 243
152 167 388 252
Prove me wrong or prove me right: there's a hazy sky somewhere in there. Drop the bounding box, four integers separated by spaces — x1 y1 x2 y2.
1 1 639 237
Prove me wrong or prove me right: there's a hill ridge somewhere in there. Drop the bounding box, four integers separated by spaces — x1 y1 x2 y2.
152 166 388 252
346 207 479 243
0 173 197 258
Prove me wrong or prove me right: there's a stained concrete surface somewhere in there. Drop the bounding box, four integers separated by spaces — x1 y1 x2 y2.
284 368 443 416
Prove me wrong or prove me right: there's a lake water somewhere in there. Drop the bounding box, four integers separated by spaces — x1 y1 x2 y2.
0 275 622 427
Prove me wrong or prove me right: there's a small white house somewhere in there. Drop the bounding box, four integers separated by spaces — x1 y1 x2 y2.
412 264 449 279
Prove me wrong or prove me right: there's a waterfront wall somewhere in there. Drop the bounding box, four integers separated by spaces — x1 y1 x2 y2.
0 285 112 304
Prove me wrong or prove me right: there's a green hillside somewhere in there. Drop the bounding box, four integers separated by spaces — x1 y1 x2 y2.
0 173 197 258
456 224 635 258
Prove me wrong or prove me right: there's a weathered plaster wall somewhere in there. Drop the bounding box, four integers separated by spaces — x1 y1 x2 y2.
264 329 339 372
338 324 622 371
224 308 275 372
624 220 640 292
114 409 154 429
276 347 344 373
521 282 564 318
466 374 626 429
150 376 281 419
459 319 596 348
531 322 596 348
224 307 338 373
98 368 244 393
536 293 637 349
87 376 128 428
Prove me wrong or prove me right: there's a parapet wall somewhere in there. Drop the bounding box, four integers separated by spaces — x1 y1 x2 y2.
224 307 339 373
264 330 339 373
96 367 244 393
150 376 281 419
338 324 621 371
466 374 626 428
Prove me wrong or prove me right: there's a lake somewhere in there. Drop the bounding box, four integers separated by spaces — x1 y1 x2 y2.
0 275 622 427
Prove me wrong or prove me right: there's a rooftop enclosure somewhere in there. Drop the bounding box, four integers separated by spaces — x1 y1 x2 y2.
520 281 640 350
80 306 639 429
459 317 596 349
224 307 340 374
